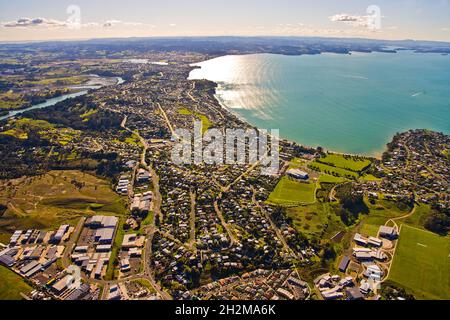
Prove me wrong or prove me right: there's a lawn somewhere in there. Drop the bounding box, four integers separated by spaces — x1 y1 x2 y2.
0 118 53 140
359 222 380 237
318 174 346 184
357 198 412 237
309 153 373 180
132 279 156 293
400 204 433 230
317 153 372 172
114 131 143 147
0 266 32 300
139 211 154 233
286 202 345 240
267 176 316 205
361 174 382 182
178 108 212 133
106 217 127 280
79 109 98 120
178 108 192 116
388 225 449 300
366 198 411 217
309 161 359 179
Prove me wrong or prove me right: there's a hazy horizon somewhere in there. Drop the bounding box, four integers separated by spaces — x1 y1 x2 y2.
1 34 450 46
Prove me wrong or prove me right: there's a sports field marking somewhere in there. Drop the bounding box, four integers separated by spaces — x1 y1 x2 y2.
388 225 449 300
417 243 427 248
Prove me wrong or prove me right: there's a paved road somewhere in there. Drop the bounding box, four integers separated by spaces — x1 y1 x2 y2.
222 161 260 193
92 116 172 300
122 115 163 224
61 217 86 269
250 186 292 255
148 165 164 224
187 81 197 103
141 226 173 300
121 115 149 166
211 162 263 246
157 102 176 137
213 199 238 246
189 190 197 250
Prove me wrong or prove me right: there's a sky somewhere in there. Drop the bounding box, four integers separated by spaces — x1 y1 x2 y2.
0 0 449 42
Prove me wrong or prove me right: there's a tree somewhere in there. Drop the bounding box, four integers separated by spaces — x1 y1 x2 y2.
0 203 7 216
321 242 336 266
425 211 450 235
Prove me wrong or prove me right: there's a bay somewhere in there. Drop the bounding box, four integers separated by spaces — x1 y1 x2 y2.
189 51 450 156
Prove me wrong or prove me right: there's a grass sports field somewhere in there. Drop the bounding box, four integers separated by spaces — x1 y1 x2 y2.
267 176 316 205
388 225 449 300
317 154 371 172
309 153 372 179
318 174 346 184
0 266 32 300
309 161 359 179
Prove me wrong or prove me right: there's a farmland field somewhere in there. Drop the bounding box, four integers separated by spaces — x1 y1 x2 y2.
388 225 450 300
0 91 27 110
267 176 316 205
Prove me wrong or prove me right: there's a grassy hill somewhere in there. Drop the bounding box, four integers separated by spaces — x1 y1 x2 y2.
0 170 125 239
0 266 32 300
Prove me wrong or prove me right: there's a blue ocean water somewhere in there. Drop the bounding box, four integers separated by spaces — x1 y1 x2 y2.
189 51 450 156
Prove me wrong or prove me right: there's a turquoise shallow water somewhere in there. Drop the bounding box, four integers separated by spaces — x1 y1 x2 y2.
189 51 450 156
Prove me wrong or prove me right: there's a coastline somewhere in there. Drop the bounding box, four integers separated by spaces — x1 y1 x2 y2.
188 59 386 159
188 52 450 160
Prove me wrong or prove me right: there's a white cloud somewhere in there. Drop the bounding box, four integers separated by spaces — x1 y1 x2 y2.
82 22 101 28
169 24 177 27
1 17 151 30
103 20 150 28
103 20 123 27
442 27 450 31
2 17 67 28
329 14 370 28
124 22 144 27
